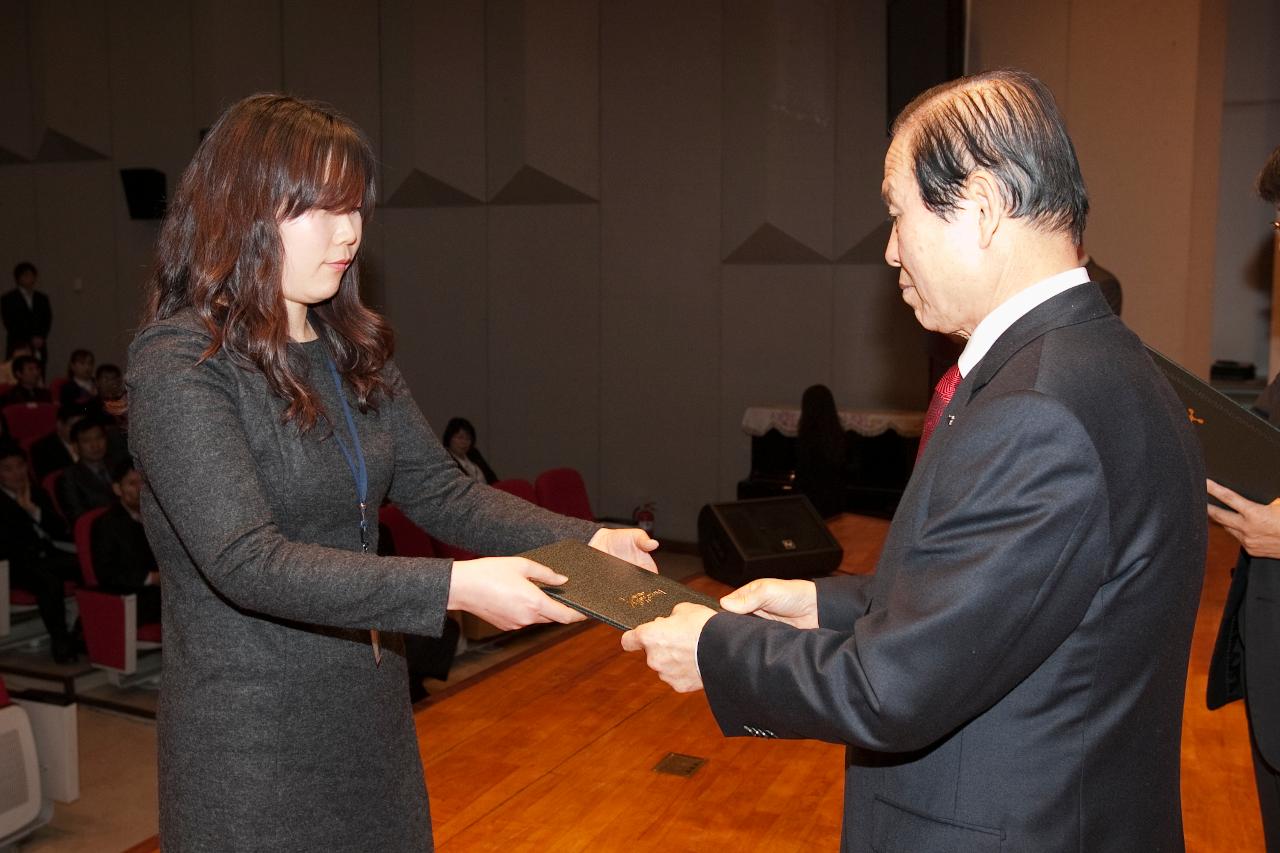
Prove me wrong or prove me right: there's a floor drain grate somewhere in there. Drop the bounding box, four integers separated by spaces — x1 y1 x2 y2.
653 752 706 777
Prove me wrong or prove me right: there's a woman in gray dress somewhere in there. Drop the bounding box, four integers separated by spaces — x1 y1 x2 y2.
127 93 657 851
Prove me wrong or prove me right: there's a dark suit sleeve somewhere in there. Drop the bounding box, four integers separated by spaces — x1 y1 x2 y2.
36 292 51 337
698 391 1110 752
813 574 874 631
57 469 88 524
91 510 145 591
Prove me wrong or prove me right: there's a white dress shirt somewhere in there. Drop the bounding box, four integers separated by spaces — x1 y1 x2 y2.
957 267 1090 378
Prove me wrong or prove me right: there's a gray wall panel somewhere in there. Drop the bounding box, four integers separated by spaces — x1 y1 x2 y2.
599 0 721 538
488 205 600 489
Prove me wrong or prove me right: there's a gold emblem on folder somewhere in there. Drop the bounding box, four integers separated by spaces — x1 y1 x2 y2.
1187 407 1205 425
622 589 668 608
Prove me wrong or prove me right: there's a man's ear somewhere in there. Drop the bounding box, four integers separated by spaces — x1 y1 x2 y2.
965 170 1003 248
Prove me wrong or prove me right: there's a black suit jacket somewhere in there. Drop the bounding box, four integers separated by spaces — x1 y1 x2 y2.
31 432 74 482
0 484 70 570
56 460 115 523
699 285 1206 852
1 288 52 357
90 502 156 592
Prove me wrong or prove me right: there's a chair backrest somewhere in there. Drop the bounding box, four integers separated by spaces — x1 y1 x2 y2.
48 377 68 403
73 506 110 588
377 504 437 559
1 403 56 445
534 467 594 521
492 478 536 503
40 469 65 519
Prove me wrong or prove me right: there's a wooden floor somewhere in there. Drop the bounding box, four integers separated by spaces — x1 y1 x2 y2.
126 515 1264 852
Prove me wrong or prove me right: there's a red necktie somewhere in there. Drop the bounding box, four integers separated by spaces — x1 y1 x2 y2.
917 364 961 459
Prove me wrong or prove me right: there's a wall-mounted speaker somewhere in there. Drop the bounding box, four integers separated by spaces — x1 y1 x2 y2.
698 496 844 587
119 168 167 220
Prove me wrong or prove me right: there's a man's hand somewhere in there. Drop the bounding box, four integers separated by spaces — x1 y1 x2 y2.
720 578 819 629
588 527 659 573
449 557 587 630
621 603 716 693
1207 478 1280 559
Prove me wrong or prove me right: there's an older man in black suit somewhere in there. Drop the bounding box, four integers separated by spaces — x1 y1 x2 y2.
624 69 1206 852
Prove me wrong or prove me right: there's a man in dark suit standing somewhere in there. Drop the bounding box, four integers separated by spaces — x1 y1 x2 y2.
1 261 52 363
90 458 160 625
1205 142 1280 851
624 69 1205 852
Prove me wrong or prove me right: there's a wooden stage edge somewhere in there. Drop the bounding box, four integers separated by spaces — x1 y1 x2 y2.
123 514 1264 853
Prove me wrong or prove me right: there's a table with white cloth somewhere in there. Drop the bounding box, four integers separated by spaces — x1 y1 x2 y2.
738 406 925 516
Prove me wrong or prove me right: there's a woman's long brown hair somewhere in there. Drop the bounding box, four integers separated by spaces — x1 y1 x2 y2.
145 93 394 431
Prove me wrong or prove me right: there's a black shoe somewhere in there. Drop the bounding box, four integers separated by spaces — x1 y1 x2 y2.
409 678 429 704
51 637 78 665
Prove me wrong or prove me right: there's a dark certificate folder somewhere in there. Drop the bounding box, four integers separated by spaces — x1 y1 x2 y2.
1148 347 1280 504
520 539 723 630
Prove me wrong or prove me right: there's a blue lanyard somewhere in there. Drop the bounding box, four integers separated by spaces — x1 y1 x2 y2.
325 354 369 554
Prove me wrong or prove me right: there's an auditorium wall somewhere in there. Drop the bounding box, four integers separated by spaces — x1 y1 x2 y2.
0 0 1231 540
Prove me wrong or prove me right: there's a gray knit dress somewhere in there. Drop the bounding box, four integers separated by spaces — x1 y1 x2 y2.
127 310 597 851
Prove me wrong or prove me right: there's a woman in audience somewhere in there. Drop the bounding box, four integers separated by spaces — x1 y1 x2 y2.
442 416 498 484
59 349 97 407
794 383 847 518
128 93 657 851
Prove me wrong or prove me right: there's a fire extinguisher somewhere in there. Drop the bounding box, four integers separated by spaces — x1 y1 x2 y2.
632 501 656 536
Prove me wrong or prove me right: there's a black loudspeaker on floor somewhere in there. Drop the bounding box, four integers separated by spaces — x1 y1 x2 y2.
697 496 844 587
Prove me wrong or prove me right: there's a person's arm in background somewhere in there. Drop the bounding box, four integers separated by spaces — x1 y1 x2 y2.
1208 480 1280 558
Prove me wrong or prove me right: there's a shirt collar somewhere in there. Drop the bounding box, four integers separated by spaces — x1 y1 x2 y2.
957 267 1090 377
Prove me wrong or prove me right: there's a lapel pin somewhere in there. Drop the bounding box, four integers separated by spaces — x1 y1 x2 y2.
947 415 956 425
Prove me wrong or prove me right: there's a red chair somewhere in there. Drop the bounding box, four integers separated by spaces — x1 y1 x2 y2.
40 469 66 522
492 478 536 503
48 377 67 404
534 467 595 521
72 507 161 676
1 403 56 445
378 504 437 559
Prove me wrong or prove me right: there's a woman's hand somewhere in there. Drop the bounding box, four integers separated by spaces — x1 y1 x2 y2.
448 557 586 630
588 527 659 572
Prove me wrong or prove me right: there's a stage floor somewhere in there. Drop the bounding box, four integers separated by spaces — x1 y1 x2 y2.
125 513 1263 852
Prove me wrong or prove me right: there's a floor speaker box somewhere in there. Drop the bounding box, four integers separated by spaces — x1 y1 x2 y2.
698 496 843 587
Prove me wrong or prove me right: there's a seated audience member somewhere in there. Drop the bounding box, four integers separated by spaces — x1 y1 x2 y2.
56 416 118 523
442 417 498 485
60 349 98 407
31 404 87 481
0 355 50 406
90 458 160 626
0 341 33 385
0 445 79 662
94 362 129 431
795 383 847 518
